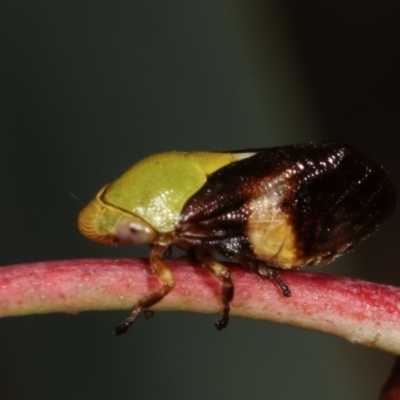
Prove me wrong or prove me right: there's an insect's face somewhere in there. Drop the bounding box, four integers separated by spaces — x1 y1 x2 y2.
78 185 157 246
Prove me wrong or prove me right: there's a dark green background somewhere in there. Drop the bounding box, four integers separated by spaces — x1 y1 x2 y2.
0 1 399 399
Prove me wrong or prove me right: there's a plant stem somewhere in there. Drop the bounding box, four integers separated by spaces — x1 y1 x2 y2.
380 357 400 400
1 258 400 355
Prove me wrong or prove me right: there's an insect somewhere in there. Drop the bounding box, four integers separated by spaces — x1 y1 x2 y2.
78 141 396 334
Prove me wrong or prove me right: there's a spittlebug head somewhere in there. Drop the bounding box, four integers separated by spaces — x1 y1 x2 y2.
79 151 244 247
78 185 157 246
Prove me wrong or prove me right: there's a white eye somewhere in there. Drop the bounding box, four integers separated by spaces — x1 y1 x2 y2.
116 218 156 245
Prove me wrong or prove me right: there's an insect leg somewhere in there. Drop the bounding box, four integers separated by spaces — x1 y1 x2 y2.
196 248 234 330
115 244 175 335
256 263 291 297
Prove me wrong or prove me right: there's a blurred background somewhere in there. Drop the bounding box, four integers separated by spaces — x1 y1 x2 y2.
0 1 399 399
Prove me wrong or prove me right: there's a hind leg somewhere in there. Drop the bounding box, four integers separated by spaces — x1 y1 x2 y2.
256 263 291 297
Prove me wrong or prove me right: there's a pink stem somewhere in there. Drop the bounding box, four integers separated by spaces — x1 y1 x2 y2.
1 258 400 355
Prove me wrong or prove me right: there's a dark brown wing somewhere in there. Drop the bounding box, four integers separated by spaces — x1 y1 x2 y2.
175 142 396 266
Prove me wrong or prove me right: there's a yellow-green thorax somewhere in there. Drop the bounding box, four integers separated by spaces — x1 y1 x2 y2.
78 151 253 244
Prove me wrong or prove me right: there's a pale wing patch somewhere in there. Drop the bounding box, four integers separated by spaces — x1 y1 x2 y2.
246 183 299 268
232 152 256 161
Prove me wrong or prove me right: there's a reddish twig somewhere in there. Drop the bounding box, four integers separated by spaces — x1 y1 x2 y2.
380 357 400 400
1 258 400 356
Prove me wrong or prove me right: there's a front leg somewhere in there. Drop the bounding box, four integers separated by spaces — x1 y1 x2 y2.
196 248 234 330
115 244 175 335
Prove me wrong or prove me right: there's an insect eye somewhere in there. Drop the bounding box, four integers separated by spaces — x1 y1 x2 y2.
129 223 140 233
116 218 156 245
